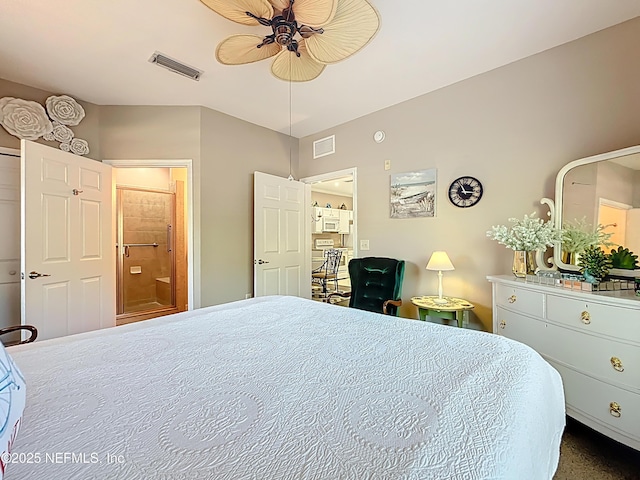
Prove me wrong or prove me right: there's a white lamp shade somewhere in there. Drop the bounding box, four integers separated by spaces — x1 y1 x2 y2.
426 251 454 271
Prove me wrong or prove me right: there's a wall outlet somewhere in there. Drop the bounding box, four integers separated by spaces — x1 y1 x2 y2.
384 159 391 170
245 293 252 299
360 239 370 251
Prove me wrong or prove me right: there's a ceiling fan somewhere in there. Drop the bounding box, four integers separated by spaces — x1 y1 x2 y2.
200 0 380 82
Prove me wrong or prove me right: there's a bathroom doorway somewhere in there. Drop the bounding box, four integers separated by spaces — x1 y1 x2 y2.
116 186 176 318
113 167 189 325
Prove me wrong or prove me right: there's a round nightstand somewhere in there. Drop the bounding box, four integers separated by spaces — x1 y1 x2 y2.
411 296 475 328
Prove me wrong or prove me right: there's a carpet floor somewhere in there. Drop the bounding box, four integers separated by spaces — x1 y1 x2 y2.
554 417 640 480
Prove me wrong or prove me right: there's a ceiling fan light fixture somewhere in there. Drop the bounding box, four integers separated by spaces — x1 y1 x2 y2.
202 0 380 81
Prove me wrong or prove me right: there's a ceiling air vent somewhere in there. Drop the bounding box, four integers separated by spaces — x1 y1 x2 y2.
149 52 203 81
313 135 335 159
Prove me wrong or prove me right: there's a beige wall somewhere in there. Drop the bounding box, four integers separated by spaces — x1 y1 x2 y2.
299 18 640 330
563 163 598 227
596 162 636 208
199 106 296 306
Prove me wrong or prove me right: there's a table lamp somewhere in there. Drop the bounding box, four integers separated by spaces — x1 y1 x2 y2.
426 251 455 304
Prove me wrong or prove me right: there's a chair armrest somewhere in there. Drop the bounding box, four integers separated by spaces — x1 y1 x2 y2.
0 325 38 346
328 291 351 304
382 299 402 315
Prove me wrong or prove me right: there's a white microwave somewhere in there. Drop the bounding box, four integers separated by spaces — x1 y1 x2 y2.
322 217 340 232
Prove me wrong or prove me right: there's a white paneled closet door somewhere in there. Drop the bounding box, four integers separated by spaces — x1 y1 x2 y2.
0 150 21 340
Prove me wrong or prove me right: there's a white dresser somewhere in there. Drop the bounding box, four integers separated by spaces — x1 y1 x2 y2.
487 274 640 450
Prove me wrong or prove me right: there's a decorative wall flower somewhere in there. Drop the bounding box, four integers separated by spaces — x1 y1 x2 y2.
45 95 85 126
69 138 89 156
51 122 74 144
0 97 53 140
59 143 71 152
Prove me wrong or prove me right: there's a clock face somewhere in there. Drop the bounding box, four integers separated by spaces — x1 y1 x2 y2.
448 176 483 208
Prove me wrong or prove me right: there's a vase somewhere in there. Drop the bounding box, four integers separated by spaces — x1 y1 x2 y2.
512 250 537 278
561 251 580 266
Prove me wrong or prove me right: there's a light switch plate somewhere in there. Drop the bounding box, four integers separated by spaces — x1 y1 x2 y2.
360 239 370 251
384 159 391 170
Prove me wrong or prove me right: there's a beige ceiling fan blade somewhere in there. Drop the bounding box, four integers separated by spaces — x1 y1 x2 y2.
271 41 325 82
305 0 380 64
267 0 289 11
292 0 338 28
200 0 273 26
216 35 282 65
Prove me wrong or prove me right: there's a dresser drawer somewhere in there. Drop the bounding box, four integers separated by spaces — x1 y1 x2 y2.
546 294 640 342
553 362 640 441
544 323 640 390
495 284 544 318
495 307 548 352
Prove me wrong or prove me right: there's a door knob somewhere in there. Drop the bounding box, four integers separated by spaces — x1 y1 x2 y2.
28 271 51 279
254 259 270 265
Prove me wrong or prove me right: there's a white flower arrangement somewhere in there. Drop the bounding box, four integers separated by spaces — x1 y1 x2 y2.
487 212 562 251
561 217 614 254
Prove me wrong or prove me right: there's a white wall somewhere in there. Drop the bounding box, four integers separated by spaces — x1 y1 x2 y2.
299 18 640 330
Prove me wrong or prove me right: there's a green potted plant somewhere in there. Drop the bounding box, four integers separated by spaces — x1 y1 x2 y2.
608 246 639 270
577 245 612 283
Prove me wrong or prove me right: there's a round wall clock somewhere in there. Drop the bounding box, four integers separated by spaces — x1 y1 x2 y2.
448 176 483 208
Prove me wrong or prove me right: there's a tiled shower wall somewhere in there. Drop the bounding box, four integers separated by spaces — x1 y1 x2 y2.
122 189 173 309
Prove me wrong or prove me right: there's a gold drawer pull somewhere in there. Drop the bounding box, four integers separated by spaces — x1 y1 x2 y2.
610 357 624 372
499 320 506 329
609 402 621 418
508 295 516 304
580 311 591 325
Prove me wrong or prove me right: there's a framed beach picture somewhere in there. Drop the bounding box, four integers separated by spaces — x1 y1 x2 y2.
390 169 436 218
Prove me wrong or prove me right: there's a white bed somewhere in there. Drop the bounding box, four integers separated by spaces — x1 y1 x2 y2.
6 296 565 479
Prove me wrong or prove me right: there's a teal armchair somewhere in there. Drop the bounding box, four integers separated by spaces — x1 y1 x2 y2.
331 257 405 316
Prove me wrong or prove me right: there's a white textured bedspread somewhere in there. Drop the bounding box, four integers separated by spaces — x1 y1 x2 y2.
7 296 565 479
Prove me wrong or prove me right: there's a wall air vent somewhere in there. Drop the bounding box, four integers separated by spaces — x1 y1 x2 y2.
313 135 335 159
149 52 203 81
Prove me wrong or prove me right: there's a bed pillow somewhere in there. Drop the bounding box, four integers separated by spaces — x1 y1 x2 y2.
0 344 26 479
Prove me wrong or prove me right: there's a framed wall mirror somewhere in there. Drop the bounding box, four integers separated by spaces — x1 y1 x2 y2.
554 145 640 277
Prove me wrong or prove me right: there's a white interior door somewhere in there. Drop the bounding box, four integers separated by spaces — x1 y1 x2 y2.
0 152 21 338
22 140 115 341
254 171 310 298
